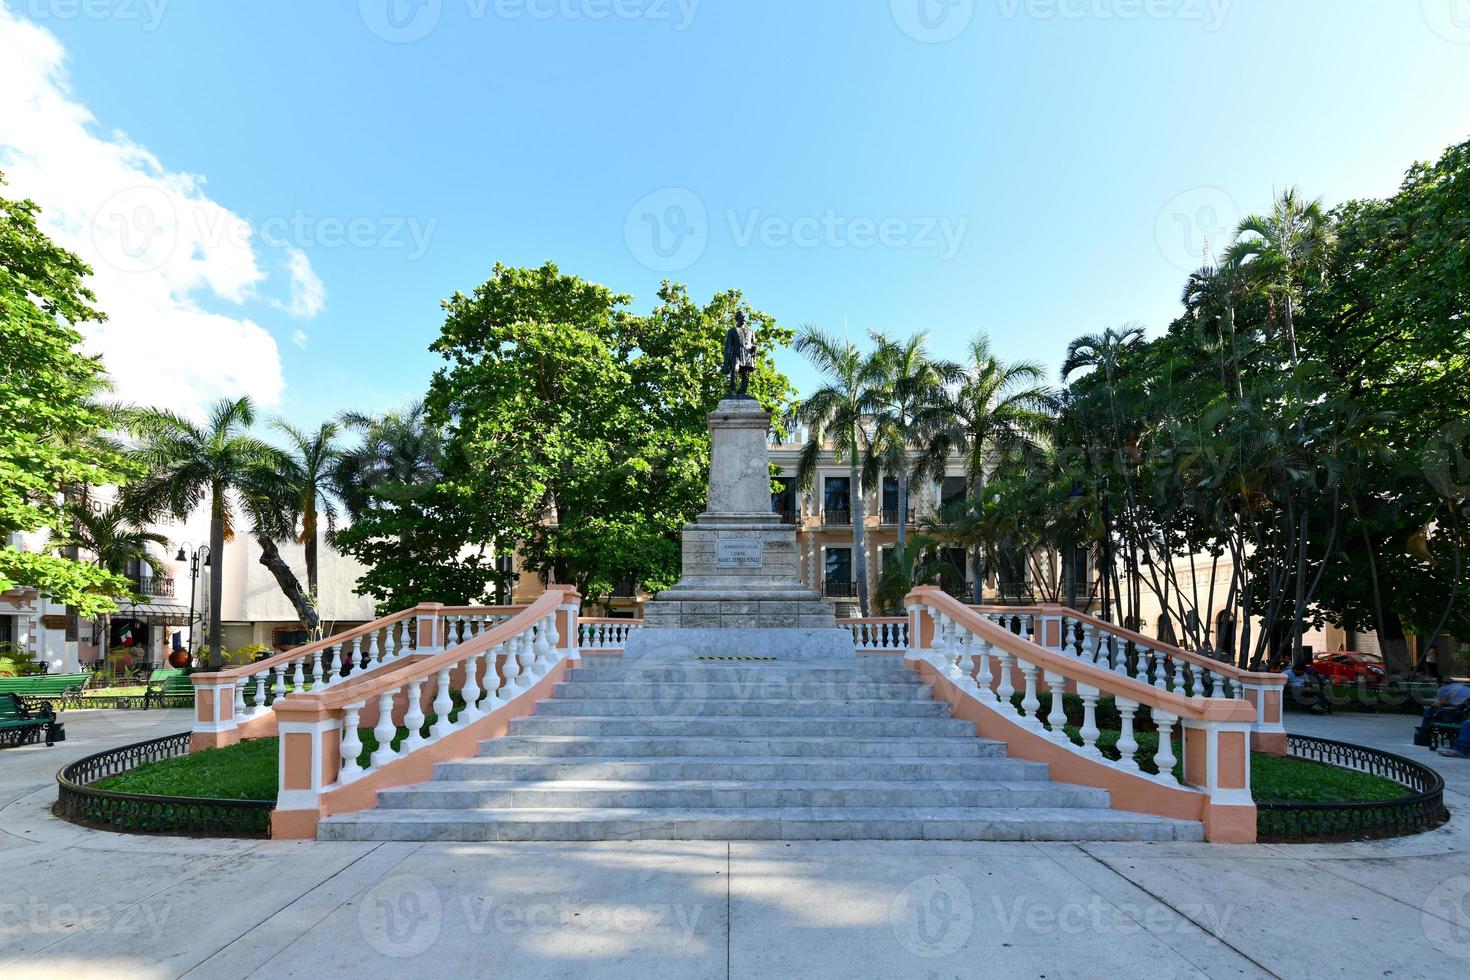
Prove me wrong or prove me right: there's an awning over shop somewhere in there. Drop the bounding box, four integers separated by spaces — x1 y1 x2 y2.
114 603 194 628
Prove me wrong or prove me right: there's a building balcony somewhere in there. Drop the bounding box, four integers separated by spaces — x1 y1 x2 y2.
130 575 176 599
880 507 916 526
822 509 853 527
775 509 800 525
824 580 855 598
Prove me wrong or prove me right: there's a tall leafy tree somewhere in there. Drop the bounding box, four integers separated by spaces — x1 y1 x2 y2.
864 331 959 558
126 397 313 668
793 327 886 616
924 333 1053 603
0 176 137 617
273 419 342 630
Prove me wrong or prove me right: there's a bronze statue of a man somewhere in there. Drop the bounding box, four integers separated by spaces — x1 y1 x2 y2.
722 310 757 398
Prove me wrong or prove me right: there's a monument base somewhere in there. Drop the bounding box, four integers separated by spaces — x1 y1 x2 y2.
623 628 854 661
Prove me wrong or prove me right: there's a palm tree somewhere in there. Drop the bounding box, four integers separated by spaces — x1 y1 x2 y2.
922 333 1053 602
793 327 886 616
274 419 342 628
1224 188 1337 369
1181 253 1251 403
126 396 288 670
333 402 442 521
68 504 168 661
864 331 960 560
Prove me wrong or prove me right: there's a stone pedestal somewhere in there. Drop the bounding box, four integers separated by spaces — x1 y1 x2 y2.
640 398 837 634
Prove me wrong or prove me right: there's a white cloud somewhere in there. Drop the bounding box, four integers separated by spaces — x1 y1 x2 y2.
275 245 326 319
0 3 323 415
291 329 309 349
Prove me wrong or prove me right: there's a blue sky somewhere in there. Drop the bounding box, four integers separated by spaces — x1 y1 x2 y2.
3 0 1469 427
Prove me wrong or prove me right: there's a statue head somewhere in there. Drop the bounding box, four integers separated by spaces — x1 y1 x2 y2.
735 310 746 329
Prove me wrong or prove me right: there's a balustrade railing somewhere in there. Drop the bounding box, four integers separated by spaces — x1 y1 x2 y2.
271 588 581 837
904 587 1260 842
190 602 526 748
839 617 909 651
578 618 641 651
969 604 1287 751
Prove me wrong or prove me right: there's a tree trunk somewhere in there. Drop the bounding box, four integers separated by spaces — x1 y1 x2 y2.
207 487 225 671
257 537 322 634
851 457 871 617
896 468 909 558
969 471 984 604
303 503 320 639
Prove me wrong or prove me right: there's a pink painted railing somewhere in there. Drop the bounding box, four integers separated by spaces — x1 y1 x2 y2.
271 587 582 837
904 587 1260 842
189 603 525 749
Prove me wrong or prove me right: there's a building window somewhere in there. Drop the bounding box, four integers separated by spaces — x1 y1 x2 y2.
494 554 517 605
940 477 967 513
881 478 907 524
772 477 798 524
823 477 852 524
824 548 853 596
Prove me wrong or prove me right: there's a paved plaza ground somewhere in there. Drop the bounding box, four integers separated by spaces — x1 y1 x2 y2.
1 708 1468 978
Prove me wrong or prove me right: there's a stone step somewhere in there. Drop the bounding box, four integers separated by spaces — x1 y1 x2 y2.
567 663 913 683
509 716 976 738
317 806 1206 842
534 697 953 718
553 680 932 701
475 735 1001 759
375 778 1111 810
434 755 1047 782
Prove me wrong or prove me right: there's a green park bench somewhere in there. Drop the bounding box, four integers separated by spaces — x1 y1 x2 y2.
143 668 196 709
0 672 91 712
0 692 61 747
1426 702 1470 751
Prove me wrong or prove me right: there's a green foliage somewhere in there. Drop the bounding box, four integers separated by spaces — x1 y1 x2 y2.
0 175 137 614
93 736 279 801
0 641 43 678
423 262 795 604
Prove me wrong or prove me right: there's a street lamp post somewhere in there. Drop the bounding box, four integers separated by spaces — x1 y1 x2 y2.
175 544 211 664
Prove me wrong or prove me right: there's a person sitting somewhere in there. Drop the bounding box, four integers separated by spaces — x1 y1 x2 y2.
1285 661 1329 714
1416 681 1470 747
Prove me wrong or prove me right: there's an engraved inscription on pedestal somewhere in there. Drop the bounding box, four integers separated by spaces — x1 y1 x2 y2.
716 539 764 569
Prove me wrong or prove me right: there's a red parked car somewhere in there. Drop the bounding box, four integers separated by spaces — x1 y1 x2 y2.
1309 652 1388 685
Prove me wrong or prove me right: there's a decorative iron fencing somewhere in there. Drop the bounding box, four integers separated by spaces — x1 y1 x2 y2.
1256 734 1448 842
54 731 274 838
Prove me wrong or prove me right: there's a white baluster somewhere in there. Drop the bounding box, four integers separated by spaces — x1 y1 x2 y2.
531 617 553 675
485 642 510 709
367 630 381 665
369 690 397 769
1077 683 1102 757
429 668 454 739
1044 670 1068 740
954 633 977 694
1018 616 1032 644
994 650 1015 707
1150 650 1168 691
402 679 427 751
1153 711 1178 778
973 632 994 698
337 643 352 682
350 637 363 671
233 677 246 717
383 622 398 660
1115 697 1140 772
272 665 286 701
1087 624 1102 663
291 657 305 692
1018 661 1042 729
1172 658 1186 694
461 650 485 721
500 636 522 694
339 703 366 783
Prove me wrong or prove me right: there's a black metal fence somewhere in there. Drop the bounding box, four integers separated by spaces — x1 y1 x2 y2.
1257 734 1448 842
54 731 274 838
